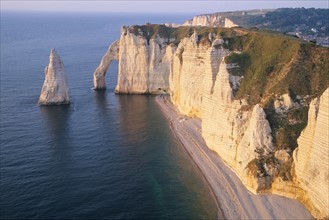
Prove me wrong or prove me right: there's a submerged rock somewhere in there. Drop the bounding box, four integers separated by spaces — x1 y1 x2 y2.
38 49 70 105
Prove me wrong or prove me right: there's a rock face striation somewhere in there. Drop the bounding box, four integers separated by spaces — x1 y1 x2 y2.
114 27 175 94
39 49 70 105
182 14 238 28
293 88 329 218
94 27 174 94
94 25 329 218
168 32 275 192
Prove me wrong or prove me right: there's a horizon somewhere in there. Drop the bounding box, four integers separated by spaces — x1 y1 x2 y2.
1 1 328 14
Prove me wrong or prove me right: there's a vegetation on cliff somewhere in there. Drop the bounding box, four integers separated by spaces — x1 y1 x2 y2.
128 23 329 183
128 24 237 46
223 29 329 182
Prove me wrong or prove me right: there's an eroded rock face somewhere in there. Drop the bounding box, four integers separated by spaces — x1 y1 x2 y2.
170 31 212 117
93 40 119 89
182 14 237 28
224 18 238 28
96 28 328 218
108 30 276 190
293 88 329 219
38 49 70 105
169 32 274 191
96 27 174 94
183 14 222 27
199 51 274 192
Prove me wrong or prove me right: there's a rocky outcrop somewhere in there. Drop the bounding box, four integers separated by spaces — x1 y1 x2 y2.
183 14 237 28
96 27 175 94
224 18 238 28
293 88 329 219
38 49 70 105
167 32 276 191
93 40 119 89
168 33 328 218
170 30 212 117
183 14 224 27
274 94 297 113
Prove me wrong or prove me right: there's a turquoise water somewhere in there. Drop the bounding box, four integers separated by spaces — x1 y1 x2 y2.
0 12 217 219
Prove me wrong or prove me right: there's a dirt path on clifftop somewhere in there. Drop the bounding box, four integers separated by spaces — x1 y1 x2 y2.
154 96 312 220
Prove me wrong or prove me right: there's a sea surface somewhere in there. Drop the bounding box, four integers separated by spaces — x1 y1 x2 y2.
0 12 218 219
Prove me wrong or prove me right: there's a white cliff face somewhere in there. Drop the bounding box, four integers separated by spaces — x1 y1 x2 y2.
169 32 274 191
148 36 175 93
114 28 172 94
293 88 329 219
93 40 119 89
200 54 241 164
224 18 238 28
170 31 210 117
96 28 328 218
238 104 273 159
38 49 70 105
200 53 273 191
182 15 237 28
111 29 275 189
115 29 149 93
183 14 224 27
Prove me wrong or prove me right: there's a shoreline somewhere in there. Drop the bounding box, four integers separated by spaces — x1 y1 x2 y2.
154 95 312 220
160 98 225 219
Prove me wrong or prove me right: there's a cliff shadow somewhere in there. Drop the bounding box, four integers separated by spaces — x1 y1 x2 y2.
210 53 221 95
115 94 151 144
40 105 71 149
92 90 119 143
93 90 112 118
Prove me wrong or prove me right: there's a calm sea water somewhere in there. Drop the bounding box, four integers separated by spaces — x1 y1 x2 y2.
0 12 217 219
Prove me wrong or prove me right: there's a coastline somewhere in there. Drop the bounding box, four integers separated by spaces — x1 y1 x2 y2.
154 95 312 220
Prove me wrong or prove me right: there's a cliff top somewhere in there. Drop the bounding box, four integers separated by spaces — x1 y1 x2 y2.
127 24 240 46
125 23 329 157
126 24 328 103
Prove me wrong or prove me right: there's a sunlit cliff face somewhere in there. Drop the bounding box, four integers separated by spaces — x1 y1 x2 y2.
93 25 329 218
39 49 70 105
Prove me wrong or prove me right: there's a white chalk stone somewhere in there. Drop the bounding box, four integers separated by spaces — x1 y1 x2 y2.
93 40 119 89
38 49 70 105
293 88 329 218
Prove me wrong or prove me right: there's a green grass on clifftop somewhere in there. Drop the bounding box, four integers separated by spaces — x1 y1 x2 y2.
223 29 329 181
128 23 329 183
223 30 329 105
129 24 238 46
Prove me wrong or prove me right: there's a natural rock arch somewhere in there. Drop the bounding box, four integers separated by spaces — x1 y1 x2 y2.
93 40 119 90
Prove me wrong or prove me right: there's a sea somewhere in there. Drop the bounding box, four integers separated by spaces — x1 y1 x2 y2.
0 12 218 219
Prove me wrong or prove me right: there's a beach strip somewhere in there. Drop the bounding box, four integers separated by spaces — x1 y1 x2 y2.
155 95 312 220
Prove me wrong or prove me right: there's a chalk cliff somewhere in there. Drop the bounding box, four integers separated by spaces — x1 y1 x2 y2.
169 32 275 192
183 14 238 28
39 49 70 105
93 40 119 89
94 24 329 218
114 27 174 94
183 14 224 27
293 88 329 218
170 30 211 117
